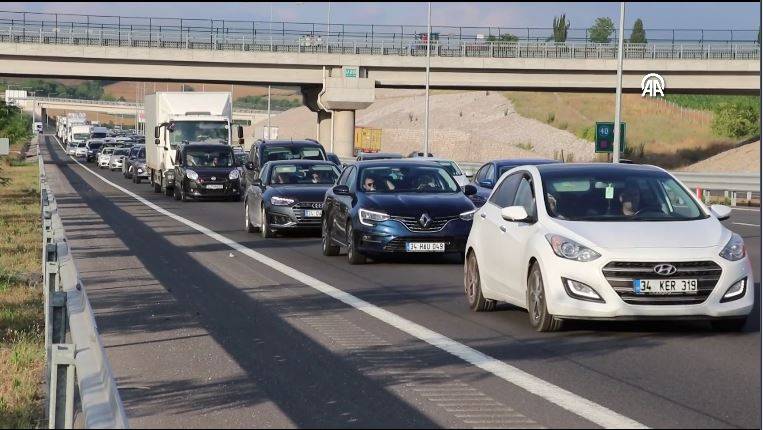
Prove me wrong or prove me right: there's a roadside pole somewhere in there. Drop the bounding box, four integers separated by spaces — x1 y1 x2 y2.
612 2 625 163
423 1 431 157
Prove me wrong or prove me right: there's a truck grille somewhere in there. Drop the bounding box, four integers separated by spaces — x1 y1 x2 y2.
602 261 722 305
391 215 459 232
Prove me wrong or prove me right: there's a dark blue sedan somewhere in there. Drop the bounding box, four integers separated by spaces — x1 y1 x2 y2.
321 159 478 264
468 158 559 206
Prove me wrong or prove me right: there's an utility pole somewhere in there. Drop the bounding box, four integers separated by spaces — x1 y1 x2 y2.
423 1 431 157
612 2 625 163
267 85 271 139
327 1 331 41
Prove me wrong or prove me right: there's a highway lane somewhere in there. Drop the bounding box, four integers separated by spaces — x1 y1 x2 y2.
44 136 760 428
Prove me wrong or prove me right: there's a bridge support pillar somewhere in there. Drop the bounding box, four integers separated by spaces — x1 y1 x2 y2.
332 110 356 158
317 110 332 148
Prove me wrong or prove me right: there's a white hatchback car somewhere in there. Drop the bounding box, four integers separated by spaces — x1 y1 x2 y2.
74 142 88 158
98 147 116 169
464 163 753 332
427 158 470 187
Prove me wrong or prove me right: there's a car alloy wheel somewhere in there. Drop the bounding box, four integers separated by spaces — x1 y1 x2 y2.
322 217 340 256
245 202 258 233
527 263 562 332
464 251 495 312
346 222 366 265
261 205 273 238
173 184 181 201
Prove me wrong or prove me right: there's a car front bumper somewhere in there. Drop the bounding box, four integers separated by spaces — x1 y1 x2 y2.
353 218 471 255
538 246 755 320
266 204 324 230
187 179 240 198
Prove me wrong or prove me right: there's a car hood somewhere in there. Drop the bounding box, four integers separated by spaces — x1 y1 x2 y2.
269 185 332 202
550 216 727 249
364 192 474 217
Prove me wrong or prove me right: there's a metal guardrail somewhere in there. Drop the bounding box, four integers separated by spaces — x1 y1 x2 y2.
38 138 129 429
0 20 758 60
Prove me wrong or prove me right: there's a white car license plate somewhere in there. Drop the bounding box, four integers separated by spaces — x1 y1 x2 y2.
405 242 445 253
633 279 698 295
206 184 224 190
304 209 322 217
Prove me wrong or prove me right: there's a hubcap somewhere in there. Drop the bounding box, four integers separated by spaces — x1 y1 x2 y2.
466 256 477 302
245 204 249 229
530 270 543 322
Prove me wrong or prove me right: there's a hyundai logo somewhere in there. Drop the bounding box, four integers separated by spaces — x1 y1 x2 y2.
419 213 432 228
211 176 217 181
653 264 677 276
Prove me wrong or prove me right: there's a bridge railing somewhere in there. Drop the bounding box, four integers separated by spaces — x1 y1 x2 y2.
0 13 759 60
17 97 284 116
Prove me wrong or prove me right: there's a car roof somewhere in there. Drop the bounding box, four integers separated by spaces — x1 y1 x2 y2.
266 159 337 166
535 162 663 175
493 158 558 167
354 159 452 168
258 140 324 147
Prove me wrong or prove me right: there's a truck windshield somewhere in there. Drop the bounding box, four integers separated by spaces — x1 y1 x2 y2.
185 149 234 167
73 133 90 140
170 121 229 146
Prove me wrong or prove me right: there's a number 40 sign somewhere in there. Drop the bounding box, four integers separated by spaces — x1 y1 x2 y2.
595 122 627 153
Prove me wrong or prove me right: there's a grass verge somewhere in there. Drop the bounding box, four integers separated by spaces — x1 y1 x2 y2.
0 139 43 429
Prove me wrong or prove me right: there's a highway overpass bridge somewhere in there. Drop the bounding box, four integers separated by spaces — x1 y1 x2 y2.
0 11 758 156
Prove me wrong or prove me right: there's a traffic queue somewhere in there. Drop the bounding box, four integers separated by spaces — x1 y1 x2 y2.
59 109 753 334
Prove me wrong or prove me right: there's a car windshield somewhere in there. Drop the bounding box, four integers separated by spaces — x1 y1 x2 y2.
359 165 460 193
88 143 103 149
269 164 340 185
113 149 130 155
77 142 87 148
185 149 234 167
541 169 707 222
102 148 114 154
434 160 463 176
137 148 145 158
262 145 326 163
91 132 107 139
73 133 90 140
170 121 229 146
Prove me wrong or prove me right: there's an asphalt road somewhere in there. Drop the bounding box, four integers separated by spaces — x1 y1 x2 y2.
42 135 761 429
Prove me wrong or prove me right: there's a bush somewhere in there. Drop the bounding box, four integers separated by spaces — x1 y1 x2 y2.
578 125 595 141
545 112 555 124
629 19 647 44
711 103 760 138
558 121 568 130
515 142 534 151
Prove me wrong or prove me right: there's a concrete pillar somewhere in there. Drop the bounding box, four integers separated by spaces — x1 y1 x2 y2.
317 110 332 148
333 110 355 158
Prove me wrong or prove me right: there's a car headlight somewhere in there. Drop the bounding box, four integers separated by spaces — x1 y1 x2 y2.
270 196 295 206
185 170 198 181
229 169 240 180
459 209 477 221
359 208 390 226
721 277 747 303
719 233 746 261
563 278 604 302
545 234 601 262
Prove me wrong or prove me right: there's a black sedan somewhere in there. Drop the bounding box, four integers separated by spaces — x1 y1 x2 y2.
469 158 559 206
244 160 341 238
321 159 478 265
172 144 242 202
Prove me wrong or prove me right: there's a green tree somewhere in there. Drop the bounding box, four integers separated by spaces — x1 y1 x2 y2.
588 17 615 43
553 14 570 42
486 33 519 42
712 103 760 138
629 18 647 44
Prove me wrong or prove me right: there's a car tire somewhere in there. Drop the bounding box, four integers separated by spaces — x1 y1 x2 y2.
464 251 496 312
245 202 258 233
322 217 340 256
134 175 141 184
527 262 563 332
710 317 747 332
346 222 366 265
261 205 273 238
173 184 182 201
153 176 162 193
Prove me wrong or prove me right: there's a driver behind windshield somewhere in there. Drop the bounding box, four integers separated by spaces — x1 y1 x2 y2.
619 187 640 216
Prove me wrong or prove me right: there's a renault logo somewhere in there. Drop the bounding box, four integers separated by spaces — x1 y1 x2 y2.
419 213 432 228
653 264 677 276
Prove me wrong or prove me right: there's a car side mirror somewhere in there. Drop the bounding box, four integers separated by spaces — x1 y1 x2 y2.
333 185 351 196
501 206 530 222
154 126 159 139
245 162 255 171
479 179 494 189
237 126 244 139
710 204 732 221
252 178 262 187
463 184 478 196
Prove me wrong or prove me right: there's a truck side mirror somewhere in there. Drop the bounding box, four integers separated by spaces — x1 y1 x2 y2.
154 126 159 139
237 126 244 139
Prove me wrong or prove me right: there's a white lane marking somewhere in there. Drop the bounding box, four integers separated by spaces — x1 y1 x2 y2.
49 136 647 429
731 207 761 212
733 222 760 227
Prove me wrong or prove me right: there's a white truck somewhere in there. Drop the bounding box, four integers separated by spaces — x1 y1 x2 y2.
64 113 88 145
145 92 242 195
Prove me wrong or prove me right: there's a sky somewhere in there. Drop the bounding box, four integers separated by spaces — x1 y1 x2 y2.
4 2 761 32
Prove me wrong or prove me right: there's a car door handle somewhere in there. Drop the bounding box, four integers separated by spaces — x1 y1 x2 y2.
500 225 507 232
479 213 487 219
